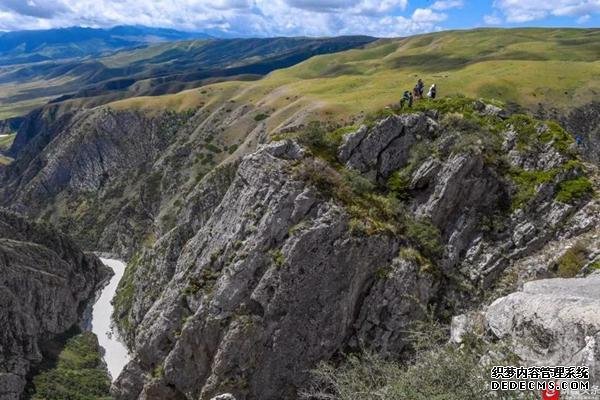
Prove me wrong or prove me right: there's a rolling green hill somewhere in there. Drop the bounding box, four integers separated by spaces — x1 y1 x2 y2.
110 28 599 126
0 36 376 119
4 28 598 166
4 28 598 124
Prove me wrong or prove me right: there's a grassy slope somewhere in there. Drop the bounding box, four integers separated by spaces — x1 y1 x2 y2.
0 74 78 119
109 28 599 130
100 39 212 68
0 36 375 119
29 332 112 400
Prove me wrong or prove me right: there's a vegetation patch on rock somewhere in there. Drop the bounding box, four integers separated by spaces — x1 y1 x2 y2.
30 332 112 400
556 176 594 203
112 253 142 336
301 319 529 400
556 242 590 278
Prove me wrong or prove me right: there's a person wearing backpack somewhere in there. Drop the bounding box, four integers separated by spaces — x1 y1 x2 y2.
413 85 421 100
401 90 412 109
428 84 437 99
416 79 425 98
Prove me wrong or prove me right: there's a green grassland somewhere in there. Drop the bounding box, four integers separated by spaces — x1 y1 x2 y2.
5 28 599 122
256 28 600 115
29 332 112 400
110 28 599 130
0 36 375 119
100 39 212 68
0 73 78 119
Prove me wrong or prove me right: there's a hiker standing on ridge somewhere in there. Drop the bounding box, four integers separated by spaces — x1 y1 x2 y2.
416 79 425 98
428 84 437 99
401 90 413 109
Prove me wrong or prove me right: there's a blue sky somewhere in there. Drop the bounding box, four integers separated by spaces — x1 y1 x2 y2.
0 0 597 36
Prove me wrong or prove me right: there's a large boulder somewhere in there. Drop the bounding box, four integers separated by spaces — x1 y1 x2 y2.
338 113 437 181
486 273 600 385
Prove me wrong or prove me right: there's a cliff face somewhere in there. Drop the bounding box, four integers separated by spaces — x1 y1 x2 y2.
0 99 267 256
0 209 110 400
563 101 600 165
110 140 437 400
106 103 597 399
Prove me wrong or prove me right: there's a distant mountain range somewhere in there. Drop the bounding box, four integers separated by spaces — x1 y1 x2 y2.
0 25 213 65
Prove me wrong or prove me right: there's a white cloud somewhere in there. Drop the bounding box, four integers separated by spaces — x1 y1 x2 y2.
412 8 448 23
493 0 600 23
283 0 360 13
431 0 464 10
0 0 441 37
0 0 68 18
282 0 408 16
483 14 503 24
577 13 591 22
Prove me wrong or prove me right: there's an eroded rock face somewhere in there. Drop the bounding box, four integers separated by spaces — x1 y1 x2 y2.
113 105 597 399
211 395 237 400
336 110 589 290
486 273 600 385
353 258 436 357
0 209 110 400
111 141 438 400
562 101 600 165
338 114 437 181
0 107 174 255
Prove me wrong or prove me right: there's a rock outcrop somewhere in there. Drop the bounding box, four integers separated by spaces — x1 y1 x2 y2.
111 141 436 399
337 110 592 290
562 101 600 165
0 209 110 400
338 113 437 181
110 103 597 399
486 273 600 385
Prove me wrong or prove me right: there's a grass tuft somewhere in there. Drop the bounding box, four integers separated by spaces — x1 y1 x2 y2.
556 176 594 203
556 242 589 278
